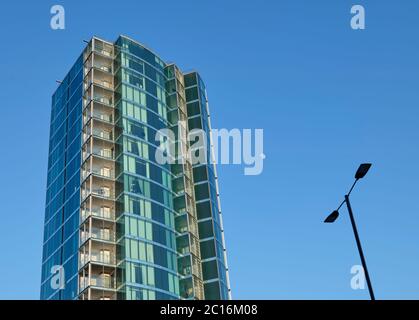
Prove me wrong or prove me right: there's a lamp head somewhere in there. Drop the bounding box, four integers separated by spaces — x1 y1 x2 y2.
355 163 372 180
324 210 339 223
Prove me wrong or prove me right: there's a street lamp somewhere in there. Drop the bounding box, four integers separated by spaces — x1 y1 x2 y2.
324 163 375 300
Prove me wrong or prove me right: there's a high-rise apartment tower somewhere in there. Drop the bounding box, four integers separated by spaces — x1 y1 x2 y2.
41 35 231 300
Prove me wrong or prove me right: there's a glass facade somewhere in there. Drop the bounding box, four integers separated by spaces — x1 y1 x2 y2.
114 36 180 300
41 54 83 300
184 72 230 299
41 35 231 300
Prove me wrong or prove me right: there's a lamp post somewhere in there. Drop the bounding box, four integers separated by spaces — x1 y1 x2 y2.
324 163 375 300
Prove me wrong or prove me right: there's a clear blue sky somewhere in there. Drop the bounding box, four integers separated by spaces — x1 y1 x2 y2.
1 0 419 299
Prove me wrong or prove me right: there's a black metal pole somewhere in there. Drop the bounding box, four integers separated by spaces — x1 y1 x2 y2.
345 194 375 300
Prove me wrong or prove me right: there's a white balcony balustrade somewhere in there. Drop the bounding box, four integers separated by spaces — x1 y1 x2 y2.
81 206 114 221
80 227 115 242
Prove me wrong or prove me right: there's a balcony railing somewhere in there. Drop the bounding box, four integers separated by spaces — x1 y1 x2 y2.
179 265 192 276
81 228 116 242
90 276 115 289
80 251 116 267
82 168 115 180
93 95 113 106
92 129 113 141
82 188 115 200
84 112 113 125
79 274 116 291
83 130 114 144
174 190 186 198
94 48 113 58
83 149 114 161
93 113 113 123
96 149 114 159
90 79 113 90
94 64 112 73
81 208 115 221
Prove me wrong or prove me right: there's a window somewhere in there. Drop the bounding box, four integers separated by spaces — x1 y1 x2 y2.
194 183 209 201
100 186 110 197
101 206 111 218
196 201 212 219
121 53 144 74
124 119 149 140
198 220 214 239
100 228 110 240
123 69 144 89
130 217 138 236
185 87 198 101
204 281 221 300
100 249 110 263
200 239 216 259
202 260 218 280
193 165 208 183
135 159 148 176
134 264 144 284
100 148 112 158
130 239 139 259
184 73 197 88
187 101 200 116
165 79 176 94
188 116 202 130
101 167 111 177
100 273 112 287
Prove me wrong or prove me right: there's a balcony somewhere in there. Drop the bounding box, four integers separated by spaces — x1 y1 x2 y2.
82 135 115 161
179 278 194 299
94 78 112 90
85 52 113 74
180 266 192 276
83 147 114 162
93 128 113 141
82 166 115 181
90 275 115 289
94 46 113 58
84 107 114 125
81 206 115 222
95 147 114 159
81 227 116 243
94 63 112 74
83 84 114 108
175 215 188 234
92 112 113 124
79 273 116 291
78 263 117 299
83 126 114 144
94 95 113 106
82 184 115 201
91 186 115 199
80 248 116 266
